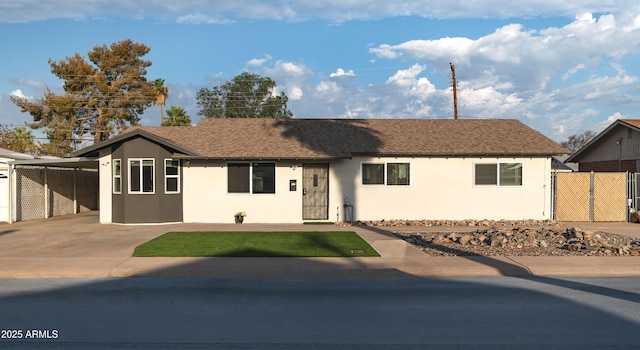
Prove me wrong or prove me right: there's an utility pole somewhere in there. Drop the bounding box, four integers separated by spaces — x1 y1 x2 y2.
450 63 458 120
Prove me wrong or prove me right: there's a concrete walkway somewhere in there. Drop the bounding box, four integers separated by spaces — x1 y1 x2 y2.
0 212 639 278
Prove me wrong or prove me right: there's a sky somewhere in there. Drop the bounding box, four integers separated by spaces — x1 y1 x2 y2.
1 0 639 144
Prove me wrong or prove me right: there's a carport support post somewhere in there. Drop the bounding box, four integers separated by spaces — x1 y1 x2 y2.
44 166 49 219
589 171 595 222
8 164 13 224
73 168 77 214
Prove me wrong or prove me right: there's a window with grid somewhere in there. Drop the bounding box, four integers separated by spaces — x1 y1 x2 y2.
165 159 180 194
112 159 121 194
129 158 155 194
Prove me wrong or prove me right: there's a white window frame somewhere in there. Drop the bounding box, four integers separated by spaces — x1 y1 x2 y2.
474 162 523 187
361 162 411 186
128 158 155 194
164 159 180 194
112 159 122 194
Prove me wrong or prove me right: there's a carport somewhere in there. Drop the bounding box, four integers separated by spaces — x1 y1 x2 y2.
6 157 99 223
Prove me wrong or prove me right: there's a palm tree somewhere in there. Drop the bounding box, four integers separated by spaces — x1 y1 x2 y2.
10 127 37 154
161 106 192 126
153 78 169 123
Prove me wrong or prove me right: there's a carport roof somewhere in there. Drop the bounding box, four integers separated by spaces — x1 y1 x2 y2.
8 157 98 169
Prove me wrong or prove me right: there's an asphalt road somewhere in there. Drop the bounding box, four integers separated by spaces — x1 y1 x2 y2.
1 277 639 349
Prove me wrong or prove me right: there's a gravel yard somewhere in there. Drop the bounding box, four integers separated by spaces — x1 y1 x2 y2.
352 219 640 257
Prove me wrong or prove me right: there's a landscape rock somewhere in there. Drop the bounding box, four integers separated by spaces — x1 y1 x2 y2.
391 224 640 257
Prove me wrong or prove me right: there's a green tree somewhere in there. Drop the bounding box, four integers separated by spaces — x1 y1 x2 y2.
561 130 597 152
161 105 192 126
9 127 37 154
196 72 293 119
10 39 157 150
153 78 169 123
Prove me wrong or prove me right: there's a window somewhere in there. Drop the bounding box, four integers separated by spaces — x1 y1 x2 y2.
474 162 522 186
362 162 410 186
362 163 384 184
228 162 275 194
387 163 410 185
165 159 180 193
129 158 154 194
252 163 275 194
112 159 121 194
499 163 523 186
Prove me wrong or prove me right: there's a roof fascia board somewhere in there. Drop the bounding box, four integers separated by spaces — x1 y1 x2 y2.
73 129 201 157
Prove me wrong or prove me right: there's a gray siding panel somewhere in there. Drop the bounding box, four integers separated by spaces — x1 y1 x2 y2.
111 137 183 224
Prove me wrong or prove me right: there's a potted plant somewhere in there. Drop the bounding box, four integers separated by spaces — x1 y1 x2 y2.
234 212 246 224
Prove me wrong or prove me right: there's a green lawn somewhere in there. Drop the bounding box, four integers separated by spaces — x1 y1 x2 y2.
133 231 380 257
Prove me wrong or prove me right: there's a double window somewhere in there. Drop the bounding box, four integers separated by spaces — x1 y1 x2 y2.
129 158 155 194
474 163 523 186
228 162 276 194
362 162 410 186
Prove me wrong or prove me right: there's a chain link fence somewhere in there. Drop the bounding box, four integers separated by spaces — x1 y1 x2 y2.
14 166 98 222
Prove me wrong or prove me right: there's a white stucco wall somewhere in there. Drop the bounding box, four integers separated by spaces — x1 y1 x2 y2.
98 150 112 224
182 160 304 223
181 156 553 223
331 156 552 221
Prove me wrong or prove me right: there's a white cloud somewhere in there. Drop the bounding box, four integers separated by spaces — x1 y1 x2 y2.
9 89 29 99
563 64 586 80
265 61 309 77
176 13 232 24
289 86 303 100
386 64 425 87
371 12 640 90
315 81 341 94
247 55 272 67
330 68 355 78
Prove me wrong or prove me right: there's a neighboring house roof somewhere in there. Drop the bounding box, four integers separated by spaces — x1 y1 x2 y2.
0 147 36 160
552 155 578 172
565 119 640 163
74 118 568 159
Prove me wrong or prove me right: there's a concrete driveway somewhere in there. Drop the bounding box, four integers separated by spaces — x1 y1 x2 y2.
1 211 639 278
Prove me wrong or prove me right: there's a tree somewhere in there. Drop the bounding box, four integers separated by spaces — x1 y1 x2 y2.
10 39 157 152
0 125 13 149
9 127 37 154
161 106 192 126
153 78 169 123
561 130 597 152
196 72 293 119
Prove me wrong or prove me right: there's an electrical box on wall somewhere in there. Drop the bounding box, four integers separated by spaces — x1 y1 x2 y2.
289 180 297 191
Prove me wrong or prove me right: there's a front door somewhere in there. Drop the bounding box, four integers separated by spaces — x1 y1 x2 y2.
302 163 329 220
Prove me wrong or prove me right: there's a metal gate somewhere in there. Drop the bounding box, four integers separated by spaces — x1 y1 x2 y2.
302 163 329 220
553 172 629 222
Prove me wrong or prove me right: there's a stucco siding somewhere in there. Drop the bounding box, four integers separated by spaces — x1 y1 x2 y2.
182 160 304 223
98 150 112 224
332 156 552 221
182 156 553 223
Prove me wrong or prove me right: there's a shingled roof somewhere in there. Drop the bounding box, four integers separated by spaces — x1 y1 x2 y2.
75 118 568 159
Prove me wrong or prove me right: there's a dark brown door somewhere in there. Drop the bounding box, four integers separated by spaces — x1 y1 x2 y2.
302 163 329 220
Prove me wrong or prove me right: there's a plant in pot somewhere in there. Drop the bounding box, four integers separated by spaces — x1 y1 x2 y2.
234 212 246 224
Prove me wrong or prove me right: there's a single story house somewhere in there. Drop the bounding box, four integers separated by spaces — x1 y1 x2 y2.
566 119 640 172
73 118 568 224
